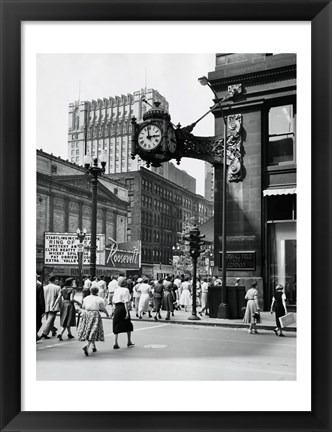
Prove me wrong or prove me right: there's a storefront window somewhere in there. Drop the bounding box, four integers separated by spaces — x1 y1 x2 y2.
268 222 296 305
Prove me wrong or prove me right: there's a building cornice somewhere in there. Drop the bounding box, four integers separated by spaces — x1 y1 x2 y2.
209 64 296 91
37 172 128 209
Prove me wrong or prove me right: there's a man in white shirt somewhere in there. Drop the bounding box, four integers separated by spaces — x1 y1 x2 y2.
91 276 99 288
41 276 60 339
83 275 92 289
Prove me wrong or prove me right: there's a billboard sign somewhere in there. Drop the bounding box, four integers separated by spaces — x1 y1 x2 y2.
105 238 141 269
44 233 105 265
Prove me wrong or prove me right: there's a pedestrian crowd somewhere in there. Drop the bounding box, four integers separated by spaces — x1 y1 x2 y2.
36 273 215 356
36 273 291 357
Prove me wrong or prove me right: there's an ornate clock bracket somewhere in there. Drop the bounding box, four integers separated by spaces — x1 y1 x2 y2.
175 113 244 182
131 84 244 182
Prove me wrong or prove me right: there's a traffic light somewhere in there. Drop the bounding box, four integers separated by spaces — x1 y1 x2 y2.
183 226 205 259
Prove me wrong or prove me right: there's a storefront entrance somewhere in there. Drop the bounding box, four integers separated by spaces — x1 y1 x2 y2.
268 221 296 307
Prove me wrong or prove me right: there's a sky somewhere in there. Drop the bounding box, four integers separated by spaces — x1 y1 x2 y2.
36 53 217 196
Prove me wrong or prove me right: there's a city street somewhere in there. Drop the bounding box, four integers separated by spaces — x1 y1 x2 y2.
37 315 296 381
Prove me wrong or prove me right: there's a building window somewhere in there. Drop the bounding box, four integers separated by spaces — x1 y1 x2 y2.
268 104 296 165
129 195 134 208
125 178 134 190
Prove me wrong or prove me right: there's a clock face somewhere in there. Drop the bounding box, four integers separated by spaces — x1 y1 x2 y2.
166 127 177 153
138 124 162 151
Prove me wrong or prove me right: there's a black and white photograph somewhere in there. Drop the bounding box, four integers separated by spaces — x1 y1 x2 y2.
35 51 298 385
22 21 314 414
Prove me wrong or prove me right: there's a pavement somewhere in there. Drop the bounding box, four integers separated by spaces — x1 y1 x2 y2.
127 307 297 332
73 293 297 332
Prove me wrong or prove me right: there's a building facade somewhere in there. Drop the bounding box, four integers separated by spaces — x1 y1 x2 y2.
68 89 163 172
209 53 296 309
110 168 214 277
204 162 214 202
37 150 205 279
68 88 198 193
37 150 129 278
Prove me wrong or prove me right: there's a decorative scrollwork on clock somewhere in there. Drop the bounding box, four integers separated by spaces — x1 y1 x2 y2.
176 114 243 182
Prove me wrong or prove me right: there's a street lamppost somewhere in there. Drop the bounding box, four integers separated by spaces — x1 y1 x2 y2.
76 228 87 289
84 152 107 279
198 75 231 319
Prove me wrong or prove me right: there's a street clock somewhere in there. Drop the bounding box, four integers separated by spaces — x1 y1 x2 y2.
138 124 162 151
131 101 178 167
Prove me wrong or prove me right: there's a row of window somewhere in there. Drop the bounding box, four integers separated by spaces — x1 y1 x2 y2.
153 199 172 215
141 248 172 264
154 184 173 201
141 228 174 245
86 122 133 137
142 179 153 193
141 210 179 231
142 195 153 209
183 197 192 210
142 211 153 226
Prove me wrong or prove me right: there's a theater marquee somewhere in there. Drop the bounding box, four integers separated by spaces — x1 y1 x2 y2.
44 233 141 270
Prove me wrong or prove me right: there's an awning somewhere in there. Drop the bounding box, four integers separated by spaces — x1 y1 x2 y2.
263 187 297 196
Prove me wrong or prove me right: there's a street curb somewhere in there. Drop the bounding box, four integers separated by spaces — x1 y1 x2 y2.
130 317 297 332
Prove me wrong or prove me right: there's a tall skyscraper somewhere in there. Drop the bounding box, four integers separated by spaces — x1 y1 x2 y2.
68 88 167 172
68 88 196 192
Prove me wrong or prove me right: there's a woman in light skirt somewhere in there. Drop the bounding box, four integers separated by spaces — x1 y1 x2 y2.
77 286 110 356
243 281 261 334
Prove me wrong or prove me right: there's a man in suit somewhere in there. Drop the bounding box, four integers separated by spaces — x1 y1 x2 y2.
40 276 60 339
36 275 45 341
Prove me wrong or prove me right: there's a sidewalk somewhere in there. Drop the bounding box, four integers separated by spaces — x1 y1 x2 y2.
74 293 296 333
118 307 296 332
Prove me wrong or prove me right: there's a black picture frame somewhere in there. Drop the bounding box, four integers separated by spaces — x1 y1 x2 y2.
0 1 331 431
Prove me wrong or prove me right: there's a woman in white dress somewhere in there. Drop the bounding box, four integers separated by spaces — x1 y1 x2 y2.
199 277 209 316
138 277 152 319
133 278 142 317
180 276 192 312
